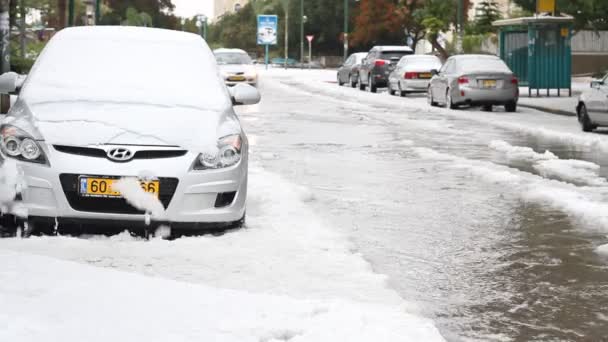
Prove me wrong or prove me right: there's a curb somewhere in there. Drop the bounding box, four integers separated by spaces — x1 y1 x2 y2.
518 103 577 117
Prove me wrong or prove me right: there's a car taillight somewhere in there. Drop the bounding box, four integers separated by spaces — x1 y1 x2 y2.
404 72 417 79
511 77 519 85
458 77 469 85
374 60 386 67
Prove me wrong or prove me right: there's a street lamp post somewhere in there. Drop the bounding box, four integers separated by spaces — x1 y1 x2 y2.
68 0 75 26
197 15 208 40
300 0 304 64
344 0 348 61
95 0 101 25
456 0 464 53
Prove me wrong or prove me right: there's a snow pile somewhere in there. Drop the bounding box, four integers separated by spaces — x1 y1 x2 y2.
489 140 557 162
0 249 445 342
112 177 166 220
489 140 607 186
596 244 608 257
534 159 607 186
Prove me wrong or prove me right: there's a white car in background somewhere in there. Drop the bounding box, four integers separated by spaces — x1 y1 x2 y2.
388 55 442 97
0 26 261 236
214 48 259 87
577 74 608 132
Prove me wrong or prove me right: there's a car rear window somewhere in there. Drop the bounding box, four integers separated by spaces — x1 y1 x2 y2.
457 57 511 73
381 51 413 60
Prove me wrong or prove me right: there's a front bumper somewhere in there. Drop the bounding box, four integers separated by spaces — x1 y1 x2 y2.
11 145 248 228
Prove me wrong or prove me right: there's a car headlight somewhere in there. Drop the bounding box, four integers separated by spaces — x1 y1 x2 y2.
0 125 48 164
193 134 242 170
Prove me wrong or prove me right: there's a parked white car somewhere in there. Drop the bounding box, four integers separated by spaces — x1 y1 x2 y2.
577 74 608 132
214 48 259 87
388 55 443 97
0 26 261 236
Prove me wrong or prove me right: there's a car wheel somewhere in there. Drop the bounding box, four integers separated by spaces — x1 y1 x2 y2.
427 87 438 107
369 76 377 93
337 75 344 86
505 101 517 113
0 214 17 237
578 103 594 132
388 83 396 96
350 75 357 88
482 105 493 112
399 84 407 97
446 89 457 109
359 75 366 91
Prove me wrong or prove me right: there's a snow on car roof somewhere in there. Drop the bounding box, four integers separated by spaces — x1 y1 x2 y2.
21 26 231 112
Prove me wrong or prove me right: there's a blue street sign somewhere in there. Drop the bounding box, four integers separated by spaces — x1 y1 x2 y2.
257 15 278 46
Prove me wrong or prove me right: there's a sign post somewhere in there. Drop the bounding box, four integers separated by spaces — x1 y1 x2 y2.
257 15 278 70
306 35 314 69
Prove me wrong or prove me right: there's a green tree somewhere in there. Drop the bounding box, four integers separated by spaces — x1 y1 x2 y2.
414 0 456 59
472 0 501 34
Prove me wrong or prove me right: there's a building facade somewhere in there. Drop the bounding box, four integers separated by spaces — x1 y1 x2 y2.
213 0 250 21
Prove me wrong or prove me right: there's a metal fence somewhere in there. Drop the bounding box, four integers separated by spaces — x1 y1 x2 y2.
571 31 608 53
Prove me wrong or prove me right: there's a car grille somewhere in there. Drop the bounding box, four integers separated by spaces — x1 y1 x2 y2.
54 145 187 161
59 174 179 214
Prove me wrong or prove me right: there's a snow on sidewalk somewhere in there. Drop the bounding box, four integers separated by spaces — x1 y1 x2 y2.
0 164 445 341
0 249 443 342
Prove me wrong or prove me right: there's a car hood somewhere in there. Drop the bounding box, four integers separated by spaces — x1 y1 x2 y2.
3 100 241 154
217 64 255 74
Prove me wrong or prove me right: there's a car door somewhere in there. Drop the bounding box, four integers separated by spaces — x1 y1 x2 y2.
360 51 375 85
339 56 353 83
433 60 452 102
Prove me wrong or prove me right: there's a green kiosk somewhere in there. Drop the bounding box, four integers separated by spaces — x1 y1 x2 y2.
493 15 574 97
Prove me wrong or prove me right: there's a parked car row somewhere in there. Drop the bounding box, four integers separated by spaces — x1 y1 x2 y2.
338 47 520 113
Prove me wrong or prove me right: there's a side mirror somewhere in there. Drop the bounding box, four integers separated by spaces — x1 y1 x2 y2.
0 72 18 94
229 83 261 106
591 80 604 88
431 69 439 76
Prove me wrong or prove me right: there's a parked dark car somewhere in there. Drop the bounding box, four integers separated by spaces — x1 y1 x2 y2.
358 46 414 93
337 52 367 88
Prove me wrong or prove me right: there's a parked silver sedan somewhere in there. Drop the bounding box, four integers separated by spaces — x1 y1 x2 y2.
337 52 367 88
427 55 519 112
577 74 608 132
388 55 442 97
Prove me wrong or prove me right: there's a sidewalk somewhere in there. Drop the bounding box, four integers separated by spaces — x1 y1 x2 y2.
517 78 591 116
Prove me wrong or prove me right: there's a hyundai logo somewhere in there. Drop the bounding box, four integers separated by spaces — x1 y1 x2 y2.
107 147 134 162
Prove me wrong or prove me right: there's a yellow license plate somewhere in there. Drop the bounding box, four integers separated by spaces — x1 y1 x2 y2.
228 76 246 81
419 73 432 79
79 177 160 198
482 80 497 88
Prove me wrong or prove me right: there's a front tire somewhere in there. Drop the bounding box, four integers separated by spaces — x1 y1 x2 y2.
337 75 344 86
579 103 594 132
388 83 396 96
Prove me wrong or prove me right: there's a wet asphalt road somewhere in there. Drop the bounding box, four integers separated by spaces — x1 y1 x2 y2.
240 71 608 341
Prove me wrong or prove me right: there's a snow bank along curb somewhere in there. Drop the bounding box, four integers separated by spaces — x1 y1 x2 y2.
0 249 445 342
518 102 576 117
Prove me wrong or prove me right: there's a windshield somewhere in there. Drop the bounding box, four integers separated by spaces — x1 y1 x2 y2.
457 57 512 73
21 29 231 112
215 52 253 65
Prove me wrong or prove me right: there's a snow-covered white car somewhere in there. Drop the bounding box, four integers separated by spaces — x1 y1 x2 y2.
214 48 258 87
577 74 608 132
0 26 260 235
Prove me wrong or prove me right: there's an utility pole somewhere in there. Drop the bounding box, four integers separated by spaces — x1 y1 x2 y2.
343 0 348 61
284 0 289 69
300 0 303 64
68 0 75 26
456 0 463 53
19 0 25 59
95 0 101 25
